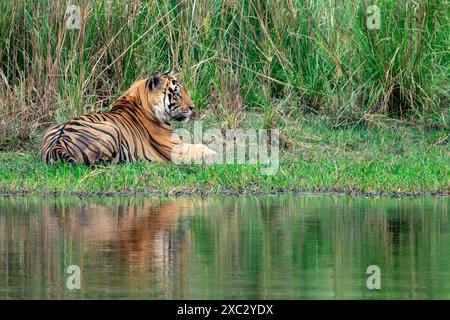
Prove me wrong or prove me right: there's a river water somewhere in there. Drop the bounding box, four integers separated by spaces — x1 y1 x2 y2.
0 195 448 299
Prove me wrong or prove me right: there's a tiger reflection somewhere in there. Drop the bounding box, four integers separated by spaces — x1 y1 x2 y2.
43 199 197 268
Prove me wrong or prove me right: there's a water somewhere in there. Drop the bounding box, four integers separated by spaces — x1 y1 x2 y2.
0 195 448 299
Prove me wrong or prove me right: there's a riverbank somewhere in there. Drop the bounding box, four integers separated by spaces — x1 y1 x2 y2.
0 117 448 197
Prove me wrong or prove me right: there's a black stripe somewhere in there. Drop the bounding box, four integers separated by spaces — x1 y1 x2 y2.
69 141 91 165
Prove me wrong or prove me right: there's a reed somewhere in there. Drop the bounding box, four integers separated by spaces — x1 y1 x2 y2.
0 0 448 150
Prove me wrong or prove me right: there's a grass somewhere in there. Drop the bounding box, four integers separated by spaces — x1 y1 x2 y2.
0 115 448 196
0 1 448 196
0 0 449 150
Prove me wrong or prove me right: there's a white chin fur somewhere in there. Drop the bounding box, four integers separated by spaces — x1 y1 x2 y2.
152 104 168 123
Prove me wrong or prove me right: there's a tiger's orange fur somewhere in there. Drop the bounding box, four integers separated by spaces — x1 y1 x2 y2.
41 72 216 165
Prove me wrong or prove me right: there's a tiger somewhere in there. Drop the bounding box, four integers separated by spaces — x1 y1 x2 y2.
41 71 216 165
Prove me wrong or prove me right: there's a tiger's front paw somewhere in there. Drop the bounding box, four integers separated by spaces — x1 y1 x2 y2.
197 144 217 164
203 147 217 158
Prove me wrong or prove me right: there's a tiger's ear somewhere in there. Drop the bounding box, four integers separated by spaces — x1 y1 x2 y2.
165 68 180 78
148 73 163 90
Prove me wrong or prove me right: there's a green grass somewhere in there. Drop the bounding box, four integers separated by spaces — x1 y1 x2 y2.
0 0 449 150
1 116 447 196
0 1 448 196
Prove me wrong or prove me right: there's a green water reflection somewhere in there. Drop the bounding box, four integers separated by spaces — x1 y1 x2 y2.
0 195 448 299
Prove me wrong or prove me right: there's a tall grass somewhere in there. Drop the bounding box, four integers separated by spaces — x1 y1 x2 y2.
0 0 448 150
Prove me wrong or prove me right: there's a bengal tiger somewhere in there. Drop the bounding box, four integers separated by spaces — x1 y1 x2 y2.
41 71 216 165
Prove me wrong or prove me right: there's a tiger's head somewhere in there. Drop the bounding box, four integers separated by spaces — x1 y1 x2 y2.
145 71 194 124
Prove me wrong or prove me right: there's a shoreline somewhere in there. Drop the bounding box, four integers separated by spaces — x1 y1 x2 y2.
1 189 448 199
